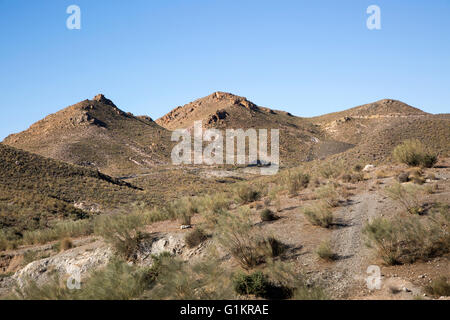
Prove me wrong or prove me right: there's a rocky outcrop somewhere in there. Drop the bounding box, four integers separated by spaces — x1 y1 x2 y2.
13 242 112 287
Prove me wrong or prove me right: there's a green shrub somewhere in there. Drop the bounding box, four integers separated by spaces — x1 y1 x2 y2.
145 257 234 299
384 183 423 214
316 241 337 261
233 272 270 297
303 202 333 228
315 185 340 207
94 214 144 260
236 186 261 204
59 238 73 252
363 210 450 265
393 139 437 168
425 277 450 297
185 228 208 248
215 209 267 269
263 236 286 258
22 219 94 245
260 208 277 222
287 172 310 196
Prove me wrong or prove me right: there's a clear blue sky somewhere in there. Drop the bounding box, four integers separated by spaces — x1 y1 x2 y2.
1 0 449 140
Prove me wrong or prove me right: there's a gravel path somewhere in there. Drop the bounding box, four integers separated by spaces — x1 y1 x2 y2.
325 183 383 298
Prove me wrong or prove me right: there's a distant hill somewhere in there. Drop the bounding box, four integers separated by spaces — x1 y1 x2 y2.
311 99 427 124
0 143 147 239
156 92 353 164
3 95 173 176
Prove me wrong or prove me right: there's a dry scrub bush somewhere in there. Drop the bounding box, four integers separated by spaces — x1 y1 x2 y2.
393 139 437 168
314 185 340 207
22 219 94 246
13 258 156 300
215 209 285 270
363 208 450 265
286 172 310 196
235 185 263 204
59 238 73 252
260 208 277 222
316 241 337 261
265 260 328 300
185 228 208 248
318 160 346 180
302 201 333 228
145 257 234 300
94 214 144 260
384 183 424 215
163 197 199 226
425 277 450 297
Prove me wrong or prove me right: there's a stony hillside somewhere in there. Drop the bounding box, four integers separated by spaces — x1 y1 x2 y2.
308 99 449 161
156 92 352 165
3 95 173 176
0 143 147 239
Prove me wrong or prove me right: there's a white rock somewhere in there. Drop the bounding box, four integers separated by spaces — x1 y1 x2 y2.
363 164 375 172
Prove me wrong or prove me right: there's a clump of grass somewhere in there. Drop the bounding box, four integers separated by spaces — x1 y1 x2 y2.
363 209 450 265
425 277 450 297
215 209 264 269
215 209 283 269
316 241 337 261
94 214 144 260
164 197 198 226
236 185 262 204
384 183 424 214
59 238 73 252
287 172 310 196
13 257 156 300
315 185 340 207
260 208 277 222
145 257 235 300
303 202 333 228
397 172 410 183
263 236 287 258
185 228 208 248
22 219 94 246
393 139 437 168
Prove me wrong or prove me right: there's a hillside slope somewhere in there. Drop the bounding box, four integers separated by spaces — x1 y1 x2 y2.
3 95 173 176
0 143 146 239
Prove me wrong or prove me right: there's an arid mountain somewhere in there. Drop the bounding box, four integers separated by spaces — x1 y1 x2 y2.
0 143 146 238
311 99 427 124
156 91 353 164
3 93 449 173
310 99 450 162
3 95 173 176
